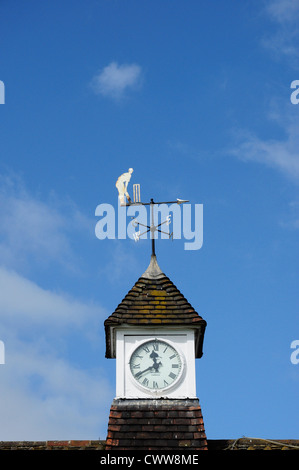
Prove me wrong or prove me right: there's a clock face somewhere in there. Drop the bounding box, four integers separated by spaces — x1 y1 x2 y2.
129 338 183 391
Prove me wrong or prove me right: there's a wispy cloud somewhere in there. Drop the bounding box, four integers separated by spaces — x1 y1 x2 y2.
0 263 112 440
0 266 102 329
265 0 299 23
230 127 299 182
262 0 299 68
90 61 143 100
0 332 112 440
229 2 299 182
0 173 112 440
0 174 92 273
229 109 299 182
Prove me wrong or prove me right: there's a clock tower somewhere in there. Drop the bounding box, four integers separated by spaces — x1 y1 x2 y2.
104 254 208 450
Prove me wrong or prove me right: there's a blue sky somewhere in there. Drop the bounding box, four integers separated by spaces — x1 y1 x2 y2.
0 0 298 441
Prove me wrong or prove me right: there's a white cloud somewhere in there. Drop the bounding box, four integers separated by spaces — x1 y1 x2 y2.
265 0 299 23
229 2 299 182
0 174 92 273
0 174 113 440
0 264 111 440
0 265 102 329
262 0 299 67
230 122 299 182
91 61 142 100
0 335 113 440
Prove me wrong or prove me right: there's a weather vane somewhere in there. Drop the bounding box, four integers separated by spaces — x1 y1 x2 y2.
116 168 188 256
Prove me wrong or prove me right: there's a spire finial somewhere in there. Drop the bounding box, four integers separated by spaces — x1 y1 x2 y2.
142 253 164 279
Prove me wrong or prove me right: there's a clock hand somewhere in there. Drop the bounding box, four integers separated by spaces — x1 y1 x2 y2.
134 348 163 379
134 365 154 378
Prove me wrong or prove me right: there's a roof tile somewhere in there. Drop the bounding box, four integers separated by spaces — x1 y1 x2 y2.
104 256 206 358
105 398 208 450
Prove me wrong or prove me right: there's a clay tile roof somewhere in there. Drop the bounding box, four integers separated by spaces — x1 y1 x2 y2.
106 398 208 450
104 255 207 358
1 438 299 451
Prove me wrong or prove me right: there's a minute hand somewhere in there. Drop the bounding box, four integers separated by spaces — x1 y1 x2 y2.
134 366 154 378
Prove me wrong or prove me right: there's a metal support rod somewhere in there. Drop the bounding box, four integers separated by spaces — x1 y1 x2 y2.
150 198 156 256
123 199 189 207
129 196 188 256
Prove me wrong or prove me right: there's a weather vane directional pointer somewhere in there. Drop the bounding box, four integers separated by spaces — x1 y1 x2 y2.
116 168 189 256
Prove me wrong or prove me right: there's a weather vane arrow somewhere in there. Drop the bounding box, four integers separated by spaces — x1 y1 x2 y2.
115 168 189 256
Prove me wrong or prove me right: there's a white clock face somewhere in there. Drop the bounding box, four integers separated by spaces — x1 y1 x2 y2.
129 338 183 391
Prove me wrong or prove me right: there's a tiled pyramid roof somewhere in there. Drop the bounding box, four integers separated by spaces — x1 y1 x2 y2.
104 255 206 358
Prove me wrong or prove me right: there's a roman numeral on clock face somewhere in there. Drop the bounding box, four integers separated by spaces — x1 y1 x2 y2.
129 339 183 391
135 354 143 359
